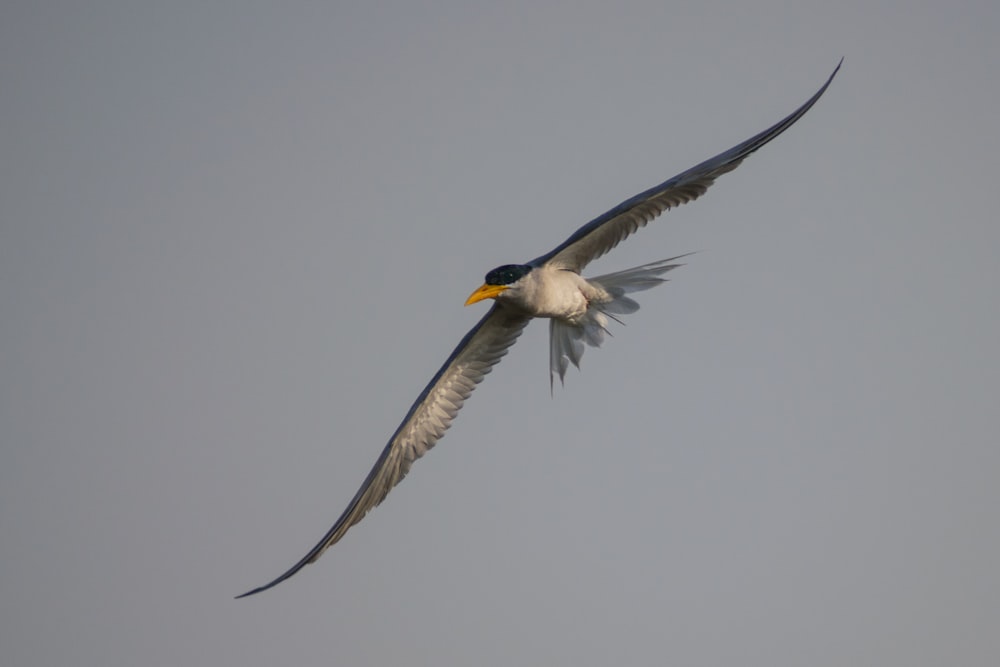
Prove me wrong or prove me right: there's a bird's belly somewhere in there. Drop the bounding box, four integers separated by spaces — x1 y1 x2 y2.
519 271 596 322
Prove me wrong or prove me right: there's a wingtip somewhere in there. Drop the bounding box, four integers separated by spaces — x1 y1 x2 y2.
830 57 844 79
235 580 278 599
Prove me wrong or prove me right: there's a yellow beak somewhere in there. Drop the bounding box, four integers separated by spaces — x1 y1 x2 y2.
464 283 510 306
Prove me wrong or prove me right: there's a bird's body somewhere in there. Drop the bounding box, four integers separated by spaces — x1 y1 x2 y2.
496 265 597 321
237 61 842 598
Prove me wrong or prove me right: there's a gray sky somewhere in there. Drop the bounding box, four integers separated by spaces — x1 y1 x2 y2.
2 2 998 665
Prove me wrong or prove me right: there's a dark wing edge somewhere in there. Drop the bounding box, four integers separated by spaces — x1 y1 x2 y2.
531 59 842 272
236 304 531 598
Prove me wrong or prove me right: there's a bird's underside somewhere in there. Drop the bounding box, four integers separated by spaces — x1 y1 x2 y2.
237 60 841 598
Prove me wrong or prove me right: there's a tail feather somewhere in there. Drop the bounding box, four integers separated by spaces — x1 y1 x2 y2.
590 254 692 292
549 255 689 389
598 292 640 315
549 318 584 389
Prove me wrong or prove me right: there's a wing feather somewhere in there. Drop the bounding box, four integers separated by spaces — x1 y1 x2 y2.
531 60 841 272
237 304 529 597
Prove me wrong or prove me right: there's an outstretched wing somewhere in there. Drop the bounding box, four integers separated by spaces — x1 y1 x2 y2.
531 60 841 272
237 304 530 597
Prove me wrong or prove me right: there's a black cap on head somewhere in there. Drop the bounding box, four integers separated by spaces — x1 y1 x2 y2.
484 264 532 286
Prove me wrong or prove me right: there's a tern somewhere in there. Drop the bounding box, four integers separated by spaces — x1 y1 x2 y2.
238 61 841 598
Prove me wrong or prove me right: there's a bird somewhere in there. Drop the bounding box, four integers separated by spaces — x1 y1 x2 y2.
237 61 841 598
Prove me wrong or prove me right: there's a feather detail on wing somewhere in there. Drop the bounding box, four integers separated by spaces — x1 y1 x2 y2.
237 304 530 597
532 60 841 273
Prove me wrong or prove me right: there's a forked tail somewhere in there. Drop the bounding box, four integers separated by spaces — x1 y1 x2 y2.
549 255 690 390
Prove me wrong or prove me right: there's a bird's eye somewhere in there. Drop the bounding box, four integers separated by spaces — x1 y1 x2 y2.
484 264 531 285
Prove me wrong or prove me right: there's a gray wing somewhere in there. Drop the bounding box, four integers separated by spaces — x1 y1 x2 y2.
237 304 530 598
531 60 841 272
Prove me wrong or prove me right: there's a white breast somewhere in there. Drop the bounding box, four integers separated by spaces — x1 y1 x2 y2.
502 266 609 323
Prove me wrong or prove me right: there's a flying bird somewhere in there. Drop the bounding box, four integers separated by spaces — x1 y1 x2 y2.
237 61 841 598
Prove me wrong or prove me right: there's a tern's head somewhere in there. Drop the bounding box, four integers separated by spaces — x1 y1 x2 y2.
465 264 533 305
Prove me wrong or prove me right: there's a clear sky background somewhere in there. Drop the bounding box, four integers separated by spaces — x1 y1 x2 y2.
3 2 998 666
